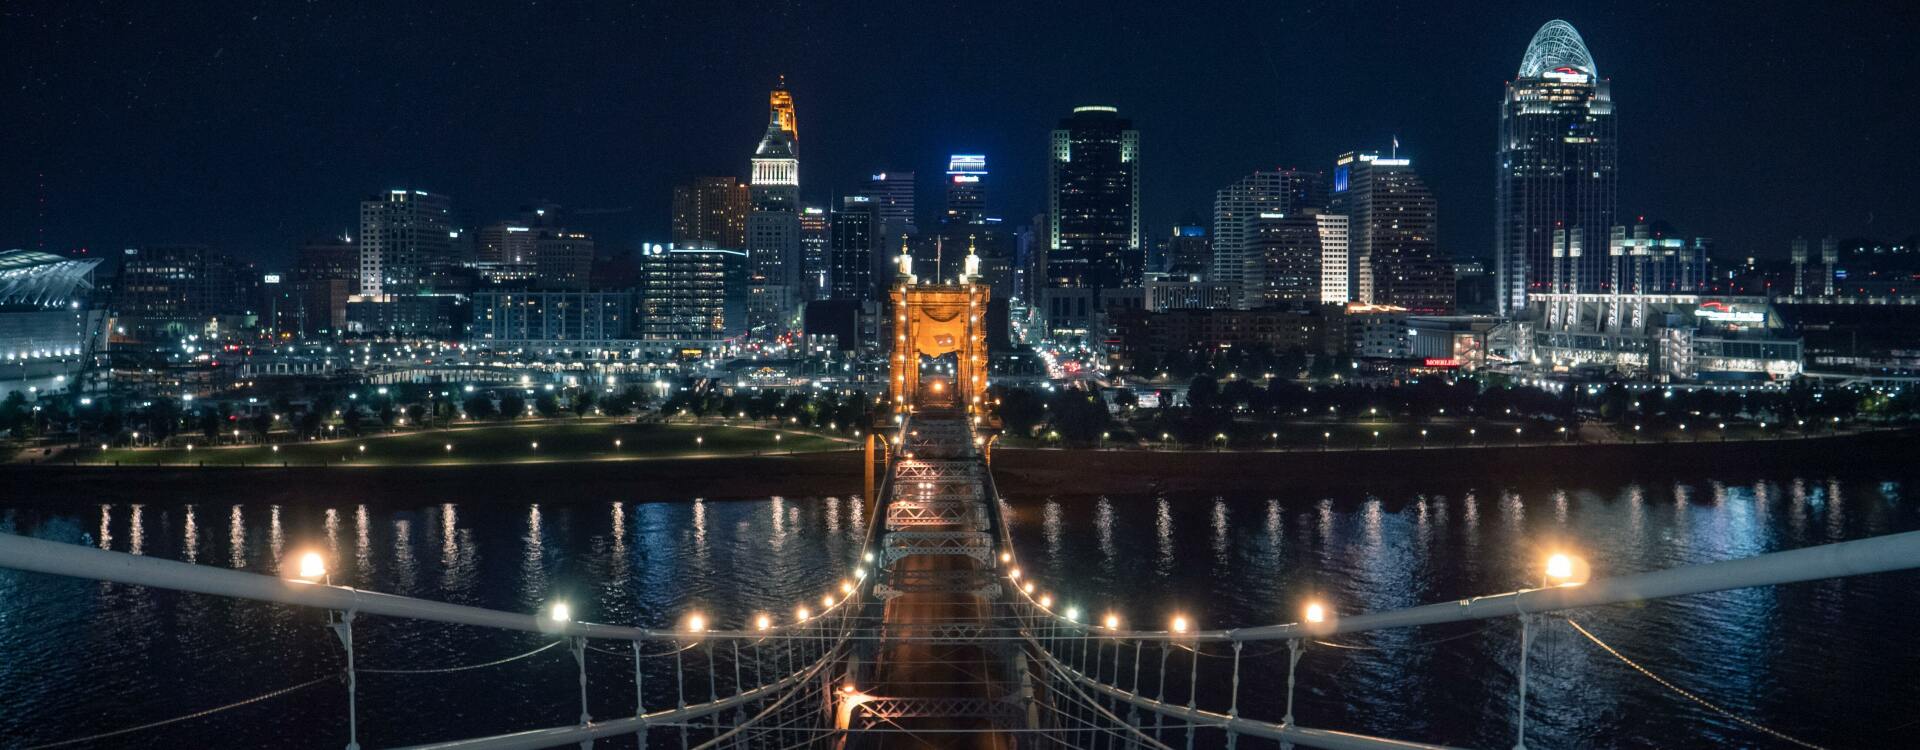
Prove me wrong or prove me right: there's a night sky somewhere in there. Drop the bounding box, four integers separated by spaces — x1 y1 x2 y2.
5 1 1916 267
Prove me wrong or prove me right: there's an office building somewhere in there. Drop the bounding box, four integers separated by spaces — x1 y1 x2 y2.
746 80 802 331
1497 19 1617 314
945 154 988 224
358 189 453 297
861 171 918 238
1211 169 1326 303
830 197 881 302
1047 106 1141 290
471 289 633 349
291 238 357 335
1246 212 1325 308
1316 213 1351 305
671 177 749 249
533 231 595 290
115 244 256 326
1162 223 1211 278
800 206 830 301
1331 152 1451 313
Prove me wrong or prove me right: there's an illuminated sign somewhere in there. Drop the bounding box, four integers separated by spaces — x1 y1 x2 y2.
262 274 282 284
947 154 987 174
1694 301 1765 324
951 174 980 183
1423 358 1462 368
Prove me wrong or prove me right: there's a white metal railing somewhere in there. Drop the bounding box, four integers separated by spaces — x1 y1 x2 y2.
0 515 879 750
994 507 1920 749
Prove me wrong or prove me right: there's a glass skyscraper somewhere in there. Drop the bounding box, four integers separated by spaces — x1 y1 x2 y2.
1047 106 1141 290
1496 19 1616 315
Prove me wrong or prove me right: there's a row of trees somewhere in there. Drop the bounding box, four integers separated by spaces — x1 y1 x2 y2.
661 387 878 434
989 375 1920 448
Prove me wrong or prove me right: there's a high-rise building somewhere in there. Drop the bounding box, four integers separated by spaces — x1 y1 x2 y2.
476 223 538 265
1047 106 1141 290
115 244 257 333
1212 169 1327 305
945 154 988 224
800 206 830 301
1331 152 1451 313
746 80 802 332
358 189 453 297
533 231 595 290
1496 19 1617 314
1315 213 1351 305
830 196 880 302
293 238 357 335
1247 212 1325 308
671 177 749 249
1163 224 1211 279
637 242 745 345
861 171 917 238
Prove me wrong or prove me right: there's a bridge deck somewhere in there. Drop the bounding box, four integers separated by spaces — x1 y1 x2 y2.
854 407 1014 748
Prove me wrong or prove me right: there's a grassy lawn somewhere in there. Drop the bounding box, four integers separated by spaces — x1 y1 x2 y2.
79 422 849 467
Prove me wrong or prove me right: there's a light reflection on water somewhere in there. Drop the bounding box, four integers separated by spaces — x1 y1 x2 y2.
0 473 1912 748
1010 475 1919 748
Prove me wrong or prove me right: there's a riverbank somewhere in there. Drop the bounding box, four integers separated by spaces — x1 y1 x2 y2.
5 428 1910 504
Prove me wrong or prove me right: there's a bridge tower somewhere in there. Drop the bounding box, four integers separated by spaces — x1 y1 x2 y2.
887 282 989 415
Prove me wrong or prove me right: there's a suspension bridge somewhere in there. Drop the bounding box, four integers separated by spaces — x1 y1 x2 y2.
1 277 1918 748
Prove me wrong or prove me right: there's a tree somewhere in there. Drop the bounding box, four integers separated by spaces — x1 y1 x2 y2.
572 390 596 418
464 395 497 421
499 393 526 420
534 393 561 418
406 403 427 426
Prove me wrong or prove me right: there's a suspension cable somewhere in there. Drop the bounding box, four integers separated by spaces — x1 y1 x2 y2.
1565 618 1828 750
360 639 562 674
21 674 334 750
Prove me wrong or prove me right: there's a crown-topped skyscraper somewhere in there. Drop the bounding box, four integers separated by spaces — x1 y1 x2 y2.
746 76 803 332
1496 20 1617 315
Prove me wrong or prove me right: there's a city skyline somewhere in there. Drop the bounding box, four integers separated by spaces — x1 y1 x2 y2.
4 3 1918 268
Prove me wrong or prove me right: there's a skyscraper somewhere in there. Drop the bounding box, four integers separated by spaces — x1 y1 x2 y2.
830 196 880 302
746 79 801 331
945 154 988 224
1163 224 1210 279
1496 19 1617 315
800 206 830 301
1315 213 1351 305
1047 106 1141 290
1246 212 1325 308
1331 152 1451 313
671 177 749 249
358 189 453 297
861 171 917 239
1212 169 1327 306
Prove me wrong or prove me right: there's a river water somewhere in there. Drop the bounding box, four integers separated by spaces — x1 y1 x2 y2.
1 468 1914 748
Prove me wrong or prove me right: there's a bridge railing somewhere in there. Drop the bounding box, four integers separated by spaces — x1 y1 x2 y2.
991 516 1920 750
0 525 881 750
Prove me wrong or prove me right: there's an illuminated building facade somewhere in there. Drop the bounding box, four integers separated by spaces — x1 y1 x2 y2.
746 79 802 332
1497 19 1617 314
1211 169 1326 306
1331 152 1451 313
945 154 988 224
1524 293 1802 382
1047 106 1140 290
671 177 749 249
861 171 917 238
358 189 453 297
